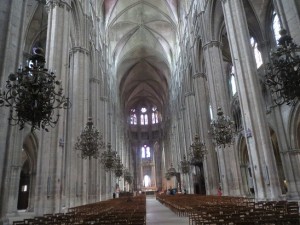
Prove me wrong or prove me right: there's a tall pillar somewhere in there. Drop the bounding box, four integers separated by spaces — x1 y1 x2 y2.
221 0 282 200
65 46 90 208
4 128 25 216
202 40 242 196
273 0 300 43
99 97 108 200
33 0 72 214
0 0 26 221
192 72 219 195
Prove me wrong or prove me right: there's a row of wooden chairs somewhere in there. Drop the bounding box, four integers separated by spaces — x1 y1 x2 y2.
156 194 300 225
13 195 146 225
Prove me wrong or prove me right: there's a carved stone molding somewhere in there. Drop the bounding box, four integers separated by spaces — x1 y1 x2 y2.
202 40 223 50
184 91 195 97
90 77 101 84
192 72 206 79
69 47 90 55
100 96 109 102
281 149 300 155
46 0 71 11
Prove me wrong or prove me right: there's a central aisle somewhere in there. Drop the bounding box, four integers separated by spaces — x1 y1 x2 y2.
146 195 189 225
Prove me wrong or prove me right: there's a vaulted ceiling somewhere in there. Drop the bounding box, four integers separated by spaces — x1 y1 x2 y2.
104 0 179 114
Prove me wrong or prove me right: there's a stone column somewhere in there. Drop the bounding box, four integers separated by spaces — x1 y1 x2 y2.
89 48 103 203
221 0 282 200
0 0 26 221
4 128 25 216
273 0 300 43
192 72 219 195
202 40 242 196
65 46 90 208
99 97 108 200
33 0 72 214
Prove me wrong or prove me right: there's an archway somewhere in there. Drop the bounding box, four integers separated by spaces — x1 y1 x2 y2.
193 163 206 195
17 156 31 210
143 175 151 187
270 129 287 194
17 133 38 211
239 137 254 196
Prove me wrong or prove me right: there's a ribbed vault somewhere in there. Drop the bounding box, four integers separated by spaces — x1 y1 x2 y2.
104 0 178 112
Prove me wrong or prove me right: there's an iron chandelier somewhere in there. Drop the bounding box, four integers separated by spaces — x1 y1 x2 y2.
124 169 133 184
180 154 190 174
74 117 105 159
210 107 235 147
165 172 171 180
0 47 70 131
189 134 207 166
265 29 300 105
100 142 118 171
167 163 177 177
114 155 124 178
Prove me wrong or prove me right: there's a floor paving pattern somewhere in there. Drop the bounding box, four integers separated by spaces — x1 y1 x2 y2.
146 196 189 225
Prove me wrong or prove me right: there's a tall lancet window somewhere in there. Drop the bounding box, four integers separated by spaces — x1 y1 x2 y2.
209 104 213 120
141 145 150 158
272 12 281 44
140 107 148 125
250 37 263 68
152 107 159 124
229 65 237 96
130 109 137 125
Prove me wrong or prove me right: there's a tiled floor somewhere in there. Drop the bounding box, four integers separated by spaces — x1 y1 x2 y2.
146 196 189 225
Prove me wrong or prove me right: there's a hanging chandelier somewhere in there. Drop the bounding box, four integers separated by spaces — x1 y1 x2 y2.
124 169 133 184
165 172 171 180
180 155 190 174
114 155 124 178
74 117 105 159
189 134 207 166
166 163 177 177
0 47 70 131
265 29 300 105
100 142 118 171
210 107 235 147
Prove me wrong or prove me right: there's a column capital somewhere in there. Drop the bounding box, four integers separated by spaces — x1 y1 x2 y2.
69 47 90 55
46 0 71 11
281 149 300 155
203 40 223 50
184 91 195 97
192 72 206 79
100 96 109 102
219 0 228 3
90 77 101 84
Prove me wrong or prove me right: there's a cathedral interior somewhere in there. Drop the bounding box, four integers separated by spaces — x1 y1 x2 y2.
0 0 300 224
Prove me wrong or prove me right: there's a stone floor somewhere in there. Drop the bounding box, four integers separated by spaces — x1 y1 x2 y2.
146 195 189 225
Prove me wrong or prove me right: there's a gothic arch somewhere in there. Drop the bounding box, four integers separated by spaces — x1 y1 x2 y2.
237 135 254 196
263 1 278 47
23 2 48 56
71 0 86 47
269 128 287 194
243 0 264 44
231 97 242 132
207 0 224 40
17 132 38 211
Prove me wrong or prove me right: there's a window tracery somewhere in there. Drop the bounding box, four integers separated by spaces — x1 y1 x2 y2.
250 37 263 68
272 12 281 44
141 145 151 158
229 65 237 96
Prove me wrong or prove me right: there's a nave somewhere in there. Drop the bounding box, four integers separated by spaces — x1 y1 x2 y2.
11 194 300 225
146 195 189 225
